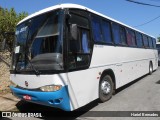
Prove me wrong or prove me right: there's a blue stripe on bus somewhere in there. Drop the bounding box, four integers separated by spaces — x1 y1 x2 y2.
10 86 71 111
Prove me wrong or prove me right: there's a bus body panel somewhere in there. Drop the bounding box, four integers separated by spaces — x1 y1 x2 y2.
67 68 100 108
90 45 158 88
10 74 68 89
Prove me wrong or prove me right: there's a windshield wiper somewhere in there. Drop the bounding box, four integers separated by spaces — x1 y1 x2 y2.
14 53 40 75
26 54 41 75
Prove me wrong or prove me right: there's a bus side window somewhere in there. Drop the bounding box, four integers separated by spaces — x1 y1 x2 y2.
112 24 126 45
75 29 90 67
143 35 149 48
91 17 103 42
126 29 136 47
81 30 90 53
69 28 90 69
112 23 121 44
136 32 143 48
152 38 156 49
101 20 112 44
148 37 153 48
119 26 127 45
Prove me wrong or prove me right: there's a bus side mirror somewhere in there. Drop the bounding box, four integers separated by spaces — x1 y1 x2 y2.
0 39 6 52
70 24 78 40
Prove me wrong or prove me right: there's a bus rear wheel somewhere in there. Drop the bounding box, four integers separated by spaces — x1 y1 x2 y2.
149 62 153 75
99 75 114 102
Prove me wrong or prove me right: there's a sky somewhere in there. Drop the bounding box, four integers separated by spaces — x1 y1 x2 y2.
0 0 160 38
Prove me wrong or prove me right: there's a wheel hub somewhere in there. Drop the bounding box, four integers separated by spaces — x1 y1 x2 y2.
101 80 111 94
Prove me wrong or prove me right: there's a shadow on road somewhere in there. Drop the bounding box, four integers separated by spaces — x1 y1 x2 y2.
156 80 160 84
15 99 99 120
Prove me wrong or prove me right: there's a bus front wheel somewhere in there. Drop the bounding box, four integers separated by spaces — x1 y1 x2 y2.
99 75 114 102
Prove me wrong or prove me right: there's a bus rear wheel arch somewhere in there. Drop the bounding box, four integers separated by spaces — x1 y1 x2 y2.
99 74 114 102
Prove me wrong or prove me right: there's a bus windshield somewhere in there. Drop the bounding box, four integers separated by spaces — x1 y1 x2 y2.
12 11 63 72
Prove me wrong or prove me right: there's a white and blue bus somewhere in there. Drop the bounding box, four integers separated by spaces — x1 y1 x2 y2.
10 4 158 111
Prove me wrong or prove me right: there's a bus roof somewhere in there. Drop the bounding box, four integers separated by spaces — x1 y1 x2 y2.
18 3 155 38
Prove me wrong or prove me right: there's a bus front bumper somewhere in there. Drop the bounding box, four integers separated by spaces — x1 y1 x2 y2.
10 86 71 111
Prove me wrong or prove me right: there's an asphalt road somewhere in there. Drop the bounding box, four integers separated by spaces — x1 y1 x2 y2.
4 67 160 120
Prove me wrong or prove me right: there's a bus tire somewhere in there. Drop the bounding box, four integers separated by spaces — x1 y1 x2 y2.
149 62 153 75
99 75 114 102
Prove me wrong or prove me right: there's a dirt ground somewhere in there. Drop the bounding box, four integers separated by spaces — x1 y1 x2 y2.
0 52 11 95
0 93 19 111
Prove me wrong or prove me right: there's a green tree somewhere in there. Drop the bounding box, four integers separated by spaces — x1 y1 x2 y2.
0 7 28 52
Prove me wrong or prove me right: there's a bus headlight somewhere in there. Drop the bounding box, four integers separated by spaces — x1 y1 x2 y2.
10 81 17 87
40 85 62 92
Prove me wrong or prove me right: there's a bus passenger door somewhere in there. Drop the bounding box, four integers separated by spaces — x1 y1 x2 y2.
67 13 91 70
66 13 96 107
